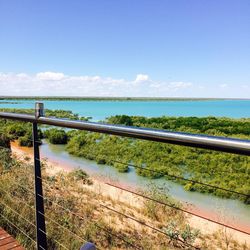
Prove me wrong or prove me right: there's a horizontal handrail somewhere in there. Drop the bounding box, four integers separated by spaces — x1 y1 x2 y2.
0 111 250 155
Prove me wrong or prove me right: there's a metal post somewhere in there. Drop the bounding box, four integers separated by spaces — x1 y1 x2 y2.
33 102 47 249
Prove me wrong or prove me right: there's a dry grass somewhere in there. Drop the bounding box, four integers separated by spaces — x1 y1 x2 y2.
0 149 249 250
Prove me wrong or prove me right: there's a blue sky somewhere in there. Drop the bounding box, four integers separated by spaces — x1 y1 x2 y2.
0 0 249 97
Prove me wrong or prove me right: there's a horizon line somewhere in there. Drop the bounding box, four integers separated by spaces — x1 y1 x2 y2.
1 96 250 100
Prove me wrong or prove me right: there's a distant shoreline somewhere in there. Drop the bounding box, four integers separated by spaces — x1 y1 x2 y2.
1 96 250 101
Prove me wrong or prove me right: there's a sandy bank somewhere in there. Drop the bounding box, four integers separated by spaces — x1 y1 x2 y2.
10 141 250 245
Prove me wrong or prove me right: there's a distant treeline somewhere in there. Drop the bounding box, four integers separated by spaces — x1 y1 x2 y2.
0 96 241 101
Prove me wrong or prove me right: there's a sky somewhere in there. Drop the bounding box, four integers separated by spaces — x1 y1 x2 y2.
0 0 249 97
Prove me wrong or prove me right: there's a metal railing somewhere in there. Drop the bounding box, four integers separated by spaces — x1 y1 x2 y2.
0 102 249 249
0 106 250 156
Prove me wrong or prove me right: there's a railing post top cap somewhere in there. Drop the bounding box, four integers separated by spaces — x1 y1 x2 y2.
35 102 44 118
35 102 44 108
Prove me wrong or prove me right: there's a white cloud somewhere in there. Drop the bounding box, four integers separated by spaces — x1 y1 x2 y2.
241 84 250 89
0 71 249 97
36 71 65 81
135 74 149 83
169 82 193 89
16 73 29 78
219 84 228 88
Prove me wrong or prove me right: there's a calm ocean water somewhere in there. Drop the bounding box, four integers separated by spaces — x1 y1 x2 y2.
0 99 250 120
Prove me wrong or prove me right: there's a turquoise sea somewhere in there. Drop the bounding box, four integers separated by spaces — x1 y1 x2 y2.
0 99 250 120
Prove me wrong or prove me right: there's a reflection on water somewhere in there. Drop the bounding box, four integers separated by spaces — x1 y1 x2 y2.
40 140 250 231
